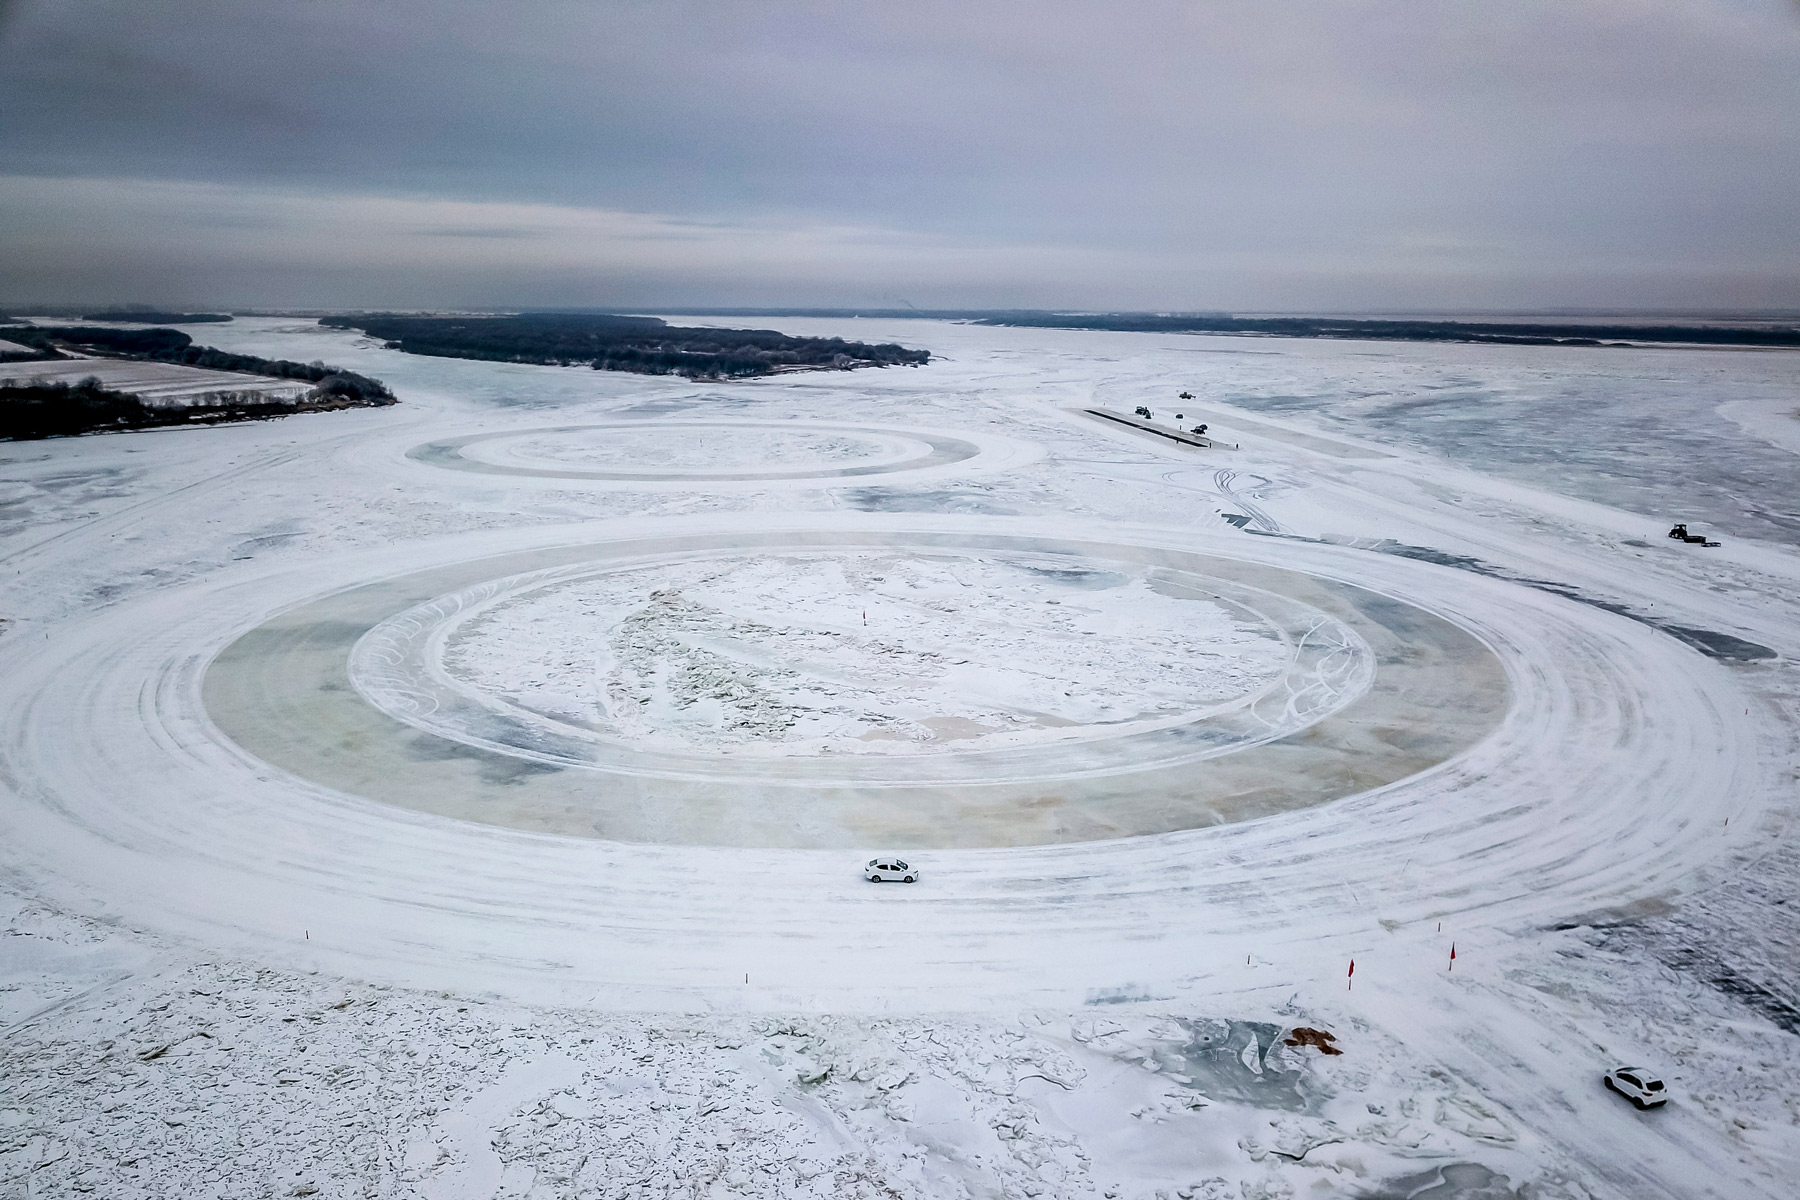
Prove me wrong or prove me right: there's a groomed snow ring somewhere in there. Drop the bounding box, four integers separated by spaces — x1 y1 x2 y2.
347 549 1372 773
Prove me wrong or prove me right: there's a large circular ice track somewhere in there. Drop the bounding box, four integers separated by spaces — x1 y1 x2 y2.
0 514 1768 1009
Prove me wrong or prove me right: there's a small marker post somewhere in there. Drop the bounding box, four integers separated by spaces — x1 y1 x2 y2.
1449 943 1456 972
1347 958 1354 990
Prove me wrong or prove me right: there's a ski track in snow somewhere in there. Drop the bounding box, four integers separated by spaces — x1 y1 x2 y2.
2 316 1798 1199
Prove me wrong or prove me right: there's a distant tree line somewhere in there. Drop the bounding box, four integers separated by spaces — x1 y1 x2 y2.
0 375 386 441
0 328 59 364
13 327 395 404
971 312 1800 349
320 313 931 379
609 307 1800 350
79 310 234 324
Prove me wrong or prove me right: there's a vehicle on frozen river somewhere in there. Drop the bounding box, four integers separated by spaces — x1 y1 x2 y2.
1604 1066 1668 1108
865 858 918 883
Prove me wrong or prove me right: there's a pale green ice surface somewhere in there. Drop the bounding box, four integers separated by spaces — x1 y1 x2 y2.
204 529 1507 848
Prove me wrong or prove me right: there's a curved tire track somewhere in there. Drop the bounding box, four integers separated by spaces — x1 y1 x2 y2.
0 513 1774 1011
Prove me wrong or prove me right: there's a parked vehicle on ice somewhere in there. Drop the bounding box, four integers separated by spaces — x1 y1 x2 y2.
865 858 917 883
1668 523 1720 547
1604 1067 1668 1108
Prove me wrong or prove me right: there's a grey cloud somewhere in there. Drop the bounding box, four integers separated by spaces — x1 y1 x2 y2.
2 0 1798 310
420 227 541 240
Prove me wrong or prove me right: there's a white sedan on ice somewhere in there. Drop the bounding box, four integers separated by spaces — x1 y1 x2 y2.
1604 1066 1668 1109
865 858 918 883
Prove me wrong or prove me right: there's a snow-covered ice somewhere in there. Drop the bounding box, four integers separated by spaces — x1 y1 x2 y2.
428 551 1295 757
3 316 1799 1198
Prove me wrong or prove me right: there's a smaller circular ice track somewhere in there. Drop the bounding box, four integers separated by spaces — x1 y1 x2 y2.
406 420 1025 488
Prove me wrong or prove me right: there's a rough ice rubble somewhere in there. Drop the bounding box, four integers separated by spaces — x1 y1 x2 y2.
0 905 1621 1200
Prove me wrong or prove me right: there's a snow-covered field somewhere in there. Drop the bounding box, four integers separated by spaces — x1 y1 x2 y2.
0 355 313 407
2 317 1798 1198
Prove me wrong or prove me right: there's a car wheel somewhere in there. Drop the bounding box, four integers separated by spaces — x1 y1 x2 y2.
903 875 915 883
1604 1077 1616 1092
1632 1097 1647 1110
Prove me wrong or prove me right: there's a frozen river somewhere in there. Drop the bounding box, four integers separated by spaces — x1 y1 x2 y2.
2 316 1797 1200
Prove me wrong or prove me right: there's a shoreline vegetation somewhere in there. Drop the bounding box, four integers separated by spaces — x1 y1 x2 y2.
0 376 392 441
619 308 1800 350
2 310 232 325
77 310 234 324
320 312 931 379
1 326 395 442
973 312 1800 348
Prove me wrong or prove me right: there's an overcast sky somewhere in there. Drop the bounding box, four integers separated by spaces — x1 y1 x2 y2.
2 0 1798 313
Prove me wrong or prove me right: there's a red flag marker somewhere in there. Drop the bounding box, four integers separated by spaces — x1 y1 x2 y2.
1449 942 1456 972
1347 958 1355 990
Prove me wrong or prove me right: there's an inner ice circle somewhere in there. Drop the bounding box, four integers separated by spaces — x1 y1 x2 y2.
356 552 1328 767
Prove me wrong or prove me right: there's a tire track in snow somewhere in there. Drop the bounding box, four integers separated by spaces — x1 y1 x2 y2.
421 1055 584 1200
1212 469 1282 535
0 446 303 573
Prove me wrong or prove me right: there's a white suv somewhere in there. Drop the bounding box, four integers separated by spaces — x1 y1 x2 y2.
1604 1067 1668 1109
865 858 917 883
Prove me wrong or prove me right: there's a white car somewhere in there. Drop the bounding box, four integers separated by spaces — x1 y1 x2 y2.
1604 1066 1668 1109
865 858 918 883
